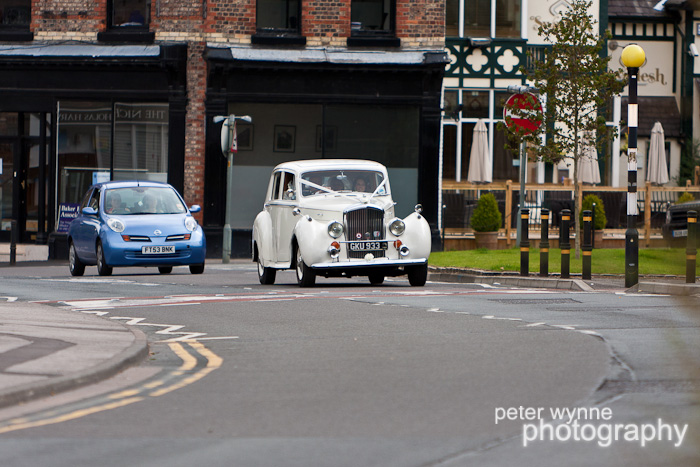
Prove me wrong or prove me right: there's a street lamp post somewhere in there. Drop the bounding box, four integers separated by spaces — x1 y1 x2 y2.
213 114 252 263
621 44 645 288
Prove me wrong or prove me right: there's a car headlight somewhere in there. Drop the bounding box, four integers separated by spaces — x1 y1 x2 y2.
389 218 405 236
328 221 344 239
185 217 198 232
107 218 125 233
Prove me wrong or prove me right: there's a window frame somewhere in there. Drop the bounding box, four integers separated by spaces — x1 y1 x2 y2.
0 0 33 41
99 0 154 43
252 0 306 45
347 0 399 47
446 0 524 40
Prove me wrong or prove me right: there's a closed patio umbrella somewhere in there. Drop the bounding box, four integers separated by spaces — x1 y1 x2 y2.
647 121 669 185
467 119 492 183
578 143 601 185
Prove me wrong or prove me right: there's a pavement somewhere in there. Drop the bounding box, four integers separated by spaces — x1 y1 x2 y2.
0 261 696 414
0 300 148 409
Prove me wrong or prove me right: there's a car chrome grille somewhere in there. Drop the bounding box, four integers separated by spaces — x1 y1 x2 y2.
345 206 385 258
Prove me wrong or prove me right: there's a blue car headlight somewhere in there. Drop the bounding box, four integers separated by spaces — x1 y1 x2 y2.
185 216 198 232
107 218 126 233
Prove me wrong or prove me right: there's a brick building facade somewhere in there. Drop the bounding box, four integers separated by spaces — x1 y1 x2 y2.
0 0 446 257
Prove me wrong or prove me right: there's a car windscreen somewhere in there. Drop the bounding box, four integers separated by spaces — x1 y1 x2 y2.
300 170 386 197
104 187 187 215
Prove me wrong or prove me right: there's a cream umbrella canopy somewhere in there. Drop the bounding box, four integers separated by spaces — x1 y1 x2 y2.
578 142 601 185
646 121 669 185
467 119 492 183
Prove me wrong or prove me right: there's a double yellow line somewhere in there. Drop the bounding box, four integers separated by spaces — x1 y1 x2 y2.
0 341 222 434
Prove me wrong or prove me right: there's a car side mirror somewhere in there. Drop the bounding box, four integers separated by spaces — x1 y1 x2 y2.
82 206 97 216
292 208 301 216
189 205 201 213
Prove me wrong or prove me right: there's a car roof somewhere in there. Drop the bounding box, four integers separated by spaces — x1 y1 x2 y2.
273 159 387 173
91 180 173 190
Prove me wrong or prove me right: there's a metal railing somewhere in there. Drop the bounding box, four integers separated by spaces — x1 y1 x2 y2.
442 180 700 246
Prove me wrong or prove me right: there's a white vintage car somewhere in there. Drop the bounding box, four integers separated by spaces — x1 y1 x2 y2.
253 160 431 287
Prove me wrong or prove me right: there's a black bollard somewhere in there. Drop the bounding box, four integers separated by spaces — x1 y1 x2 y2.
582 210 593 280
540 208 550 277
10 219 17 266
520 209 529 276
560 209 571 279
687 210 697 284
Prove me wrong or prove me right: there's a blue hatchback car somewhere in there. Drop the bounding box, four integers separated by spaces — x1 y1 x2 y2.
68 181 206 276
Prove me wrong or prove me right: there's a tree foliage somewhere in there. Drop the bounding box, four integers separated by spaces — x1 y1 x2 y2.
500 0 625 255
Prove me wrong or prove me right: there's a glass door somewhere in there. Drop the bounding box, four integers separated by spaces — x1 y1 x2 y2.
0 141 16 241
0 112 51 243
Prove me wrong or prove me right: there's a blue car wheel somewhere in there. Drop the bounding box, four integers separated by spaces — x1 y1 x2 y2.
96 242 113 276
69 241 85 277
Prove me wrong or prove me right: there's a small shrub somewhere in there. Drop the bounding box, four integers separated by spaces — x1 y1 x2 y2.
677 192 695 204
471 193 502 232
580 194 607 230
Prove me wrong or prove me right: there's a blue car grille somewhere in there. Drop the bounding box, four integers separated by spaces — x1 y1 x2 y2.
125 250 192 260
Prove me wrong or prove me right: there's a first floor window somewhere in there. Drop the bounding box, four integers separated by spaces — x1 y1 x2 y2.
351 0 394 36
447 0 521 38
257 0 300 33
0 0 30 28
109 0 150 28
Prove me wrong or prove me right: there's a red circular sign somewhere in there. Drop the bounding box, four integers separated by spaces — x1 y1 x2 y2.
504 93 542 135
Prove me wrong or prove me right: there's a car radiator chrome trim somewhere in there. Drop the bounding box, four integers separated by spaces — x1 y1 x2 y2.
344 205 385 258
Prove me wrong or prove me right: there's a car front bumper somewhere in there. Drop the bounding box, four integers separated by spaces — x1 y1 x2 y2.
310 257 427 270
101 231 206 267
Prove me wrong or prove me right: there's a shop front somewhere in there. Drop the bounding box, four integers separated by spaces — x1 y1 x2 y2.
204 46 446 256
0 44 187 257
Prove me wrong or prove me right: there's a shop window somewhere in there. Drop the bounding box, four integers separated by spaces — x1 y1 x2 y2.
253 0 305 45
57 102 168 205
218 102 419 229
113 103 169 182
0 0 32 40
448 0 521 39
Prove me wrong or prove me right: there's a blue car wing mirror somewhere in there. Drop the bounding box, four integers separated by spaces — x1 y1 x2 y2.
189 205 201 213
82 206 97 216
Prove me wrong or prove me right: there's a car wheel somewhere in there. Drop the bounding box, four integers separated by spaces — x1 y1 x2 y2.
368 272 384 285
295 247 316 287
158 266 173 274
407 263 427 287
96 242 113 276
257 255 276 285
69 241 85 277
189 263 205 275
